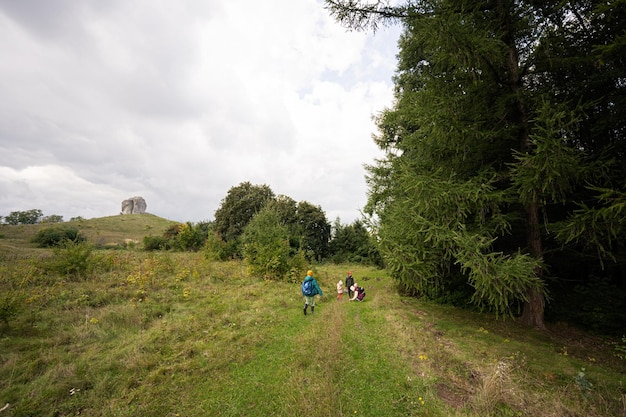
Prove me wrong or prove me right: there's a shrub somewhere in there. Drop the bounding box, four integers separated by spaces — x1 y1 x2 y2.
0 292 20 327
204 232 231 261
48 241 94 280
242 208 292 280
175 222 207 251
32 226 84 248
143 235 171 251
287 249 308 283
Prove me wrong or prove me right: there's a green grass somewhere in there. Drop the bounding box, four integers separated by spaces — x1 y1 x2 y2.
0 214 177 251
0 219 625 416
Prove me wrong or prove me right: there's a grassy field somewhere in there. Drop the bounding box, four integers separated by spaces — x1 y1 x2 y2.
0 217 625 416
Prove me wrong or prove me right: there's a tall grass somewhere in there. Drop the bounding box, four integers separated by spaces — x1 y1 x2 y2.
0 246 624 416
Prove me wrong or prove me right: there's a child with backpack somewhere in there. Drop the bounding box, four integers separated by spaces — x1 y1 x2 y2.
302 270 323 315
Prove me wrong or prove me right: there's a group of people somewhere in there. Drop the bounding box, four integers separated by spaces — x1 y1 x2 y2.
301 270 365 316
336 271 365 302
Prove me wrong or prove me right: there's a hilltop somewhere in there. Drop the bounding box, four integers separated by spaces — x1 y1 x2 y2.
0 214 178 251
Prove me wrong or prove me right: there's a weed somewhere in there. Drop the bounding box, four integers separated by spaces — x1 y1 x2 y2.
0 291 21 326
575 367 593 396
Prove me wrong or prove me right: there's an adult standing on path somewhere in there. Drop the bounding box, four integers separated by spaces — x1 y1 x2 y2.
302 270 323 315
345 271 355 299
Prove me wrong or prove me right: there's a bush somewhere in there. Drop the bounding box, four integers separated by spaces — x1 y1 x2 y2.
0 292 21 327
204 232 231 261
242 208 292 280
32 226 84 248
48 241 94 280
175 222 208 251
143 235 171 251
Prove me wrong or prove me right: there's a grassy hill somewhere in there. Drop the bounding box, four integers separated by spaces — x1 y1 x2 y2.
0 214 178 252
0 219 625 416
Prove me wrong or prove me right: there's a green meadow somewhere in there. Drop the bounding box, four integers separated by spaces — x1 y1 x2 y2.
0 216 624 416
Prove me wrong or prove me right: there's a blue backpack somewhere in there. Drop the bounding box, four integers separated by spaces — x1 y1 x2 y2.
302 279 314 296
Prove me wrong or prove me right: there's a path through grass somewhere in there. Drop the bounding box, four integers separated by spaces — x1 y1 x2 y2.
1 258 624 416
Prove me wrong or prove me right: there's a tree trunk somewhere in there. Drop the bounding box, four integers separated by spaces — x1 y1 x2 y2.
521 201 546 329
501 1 546 328
521 284 546 329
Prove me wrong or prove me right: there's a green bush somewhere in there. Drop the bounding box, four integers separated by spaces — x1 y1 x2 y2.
31 226 84 247
143 235 171 251
48 241 94 280
0 292 21 327
175 222 208 251
204 231 231 261
242 208 292 280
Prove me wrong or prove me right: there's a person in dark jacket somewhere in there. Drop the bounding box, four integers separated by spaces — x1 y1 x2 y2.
345 271 355 298
302 270 323 315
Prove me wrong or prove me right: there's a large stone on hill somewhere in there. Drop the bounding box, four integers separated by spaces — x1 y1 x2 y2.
121 196 147 214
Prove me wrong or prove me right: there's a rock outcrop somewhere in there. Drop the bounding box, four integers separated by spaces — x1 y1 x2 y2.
121 196 147 214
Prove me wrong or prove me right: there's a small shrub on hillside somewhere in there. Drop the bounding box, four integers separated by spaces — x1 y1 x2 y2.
32 226 85 248
47 241 94 280
175 222 208 251
143 235 171 251
204 232 230 261
287 249 308 283
0 292 21 327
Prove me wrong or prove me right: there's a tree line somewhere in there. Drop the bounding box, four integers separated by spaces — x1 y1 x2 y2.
325 0 626 333
0 209 66 225
3 183 380 276
142 182 382 278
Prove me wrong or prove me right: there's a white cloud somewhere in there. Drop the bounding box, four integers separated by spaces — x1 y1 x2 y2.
0 0 400 224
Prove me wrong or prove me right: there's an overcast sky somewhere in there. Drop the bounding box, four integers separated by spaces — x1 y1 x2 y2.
0 0 400 224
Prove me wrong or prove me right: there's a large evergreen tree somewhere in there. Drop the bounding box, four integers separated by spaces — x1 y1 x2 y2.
327 0 626 328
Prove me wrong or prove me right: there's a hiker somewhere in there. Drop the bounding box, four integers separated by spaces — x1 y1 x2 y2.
349 284 365 301
349 284 359 301
302 270 323 315
337 279 343 301
345 271 355 298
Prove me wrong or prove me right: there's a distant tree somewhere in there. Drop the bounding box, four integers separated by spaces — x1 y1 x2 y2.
296 201 331 261
330 219 376 263
3 212 19 225
213 182 275 248
266 195 301 253
4 209 43 225
242 206 292 280
41 214 64 224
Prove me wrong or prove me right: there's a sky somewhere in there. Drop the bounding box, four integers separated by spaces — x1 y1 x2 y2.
0 0 401 225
